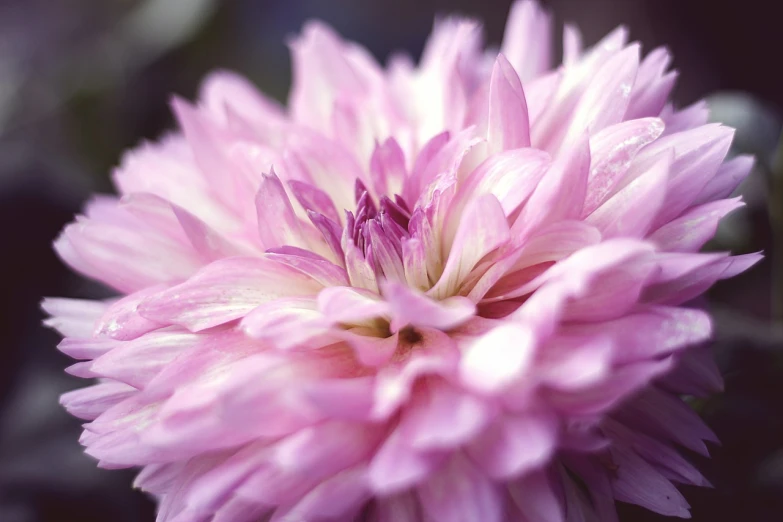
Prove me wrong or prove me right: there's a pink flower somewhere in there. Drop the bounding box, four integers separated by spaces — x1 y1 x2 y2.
45 1 760 520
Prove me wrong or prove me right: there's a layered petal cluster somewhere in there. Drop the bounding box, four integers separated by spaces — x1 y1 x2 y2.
46 2 760 521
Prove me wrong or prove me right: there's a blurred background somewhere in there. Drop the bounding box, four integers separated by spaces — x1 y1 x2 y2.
1 0 781 520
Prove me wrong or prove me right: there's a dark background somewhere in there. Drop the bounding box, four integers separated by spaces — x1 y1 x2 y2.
1 1 782 520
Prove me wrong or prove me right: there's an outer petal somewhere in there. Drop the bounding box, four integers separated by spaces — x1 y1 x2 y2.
418 455 503 522
501 0 553 82
586 152 670 238
485 54 531 153
138 257 324 331
466 414 558 479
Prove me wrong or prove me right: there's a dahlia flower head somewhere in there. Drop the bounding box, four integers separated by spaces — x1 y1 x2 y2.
45 2 760 521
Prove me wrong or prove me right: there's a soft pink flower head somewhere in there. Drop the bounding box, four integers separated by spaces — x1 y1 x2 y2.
45 2 760 520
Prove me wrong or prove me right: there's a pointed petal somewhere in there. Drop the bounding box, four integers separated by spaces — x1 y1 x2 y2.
370 137 407 197
486 54 531 153
643 252 763 305
138 257 324 331
508 469 565 522
41 297 107 338
649 197 744 252
583 117 665 214
586 152 670 238
90 330 199 388
467 413 558 479
60 382 136 421
431 194 511 299
692 154 753 205
608 441 691 517
418 455 503 522
501 0 553 81
255 169 307 249
288 180 341 224
513 133 590 237
562 45 640 147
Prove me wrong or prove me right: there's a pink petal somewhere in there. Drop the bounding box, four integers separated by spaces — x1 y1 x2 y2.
418 454 503 522
90 329 200 388
661 345 723 397
288 180 341 224
271 466 370 522
583 117 665 215
571 305 712 365
94 285 167 340
307 210 345 263
545 357 674 416
289 22 362 131
452 148 550 220
60 382 136 420
486 54 531 153
643 252 763 305
626 47 677 120
301 376 376 421
372 329 459 419
513 132 590 237
399 380 492 450
199 69 284 129
240 297 331 350
57 337 117 360
459 323 536 394
661 100 709 135
370 137 407 197
467 414 558 479
340 330 400 367
56 205 201 293
561 44 640 147
507 469 564 522
172 203 252 260
368 426 445 495
138 256 324 331
615 387 718 455
382 280 476 331
431 194 510 299
172 98 245 211
538 334 614 390
636 124 734 228
368 219 407 283
318 286 388 325
265 249 349 287
343 240 379 293
402 237 430 291
586 152 670 238
608 441 691 517
255 169 307 250
692 154 754 205
469 220 601 302
270 422 381 478
501 0 553 82
371 492 423 522
649 197 744 252
41 298 107 338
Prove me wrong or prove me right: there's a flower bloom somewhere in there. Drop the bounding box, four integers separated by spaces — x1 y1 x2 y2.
45 1 760 520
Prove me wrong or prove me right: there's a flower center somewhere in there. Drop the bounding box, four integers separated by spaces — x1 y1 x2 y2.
345 179 412 282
